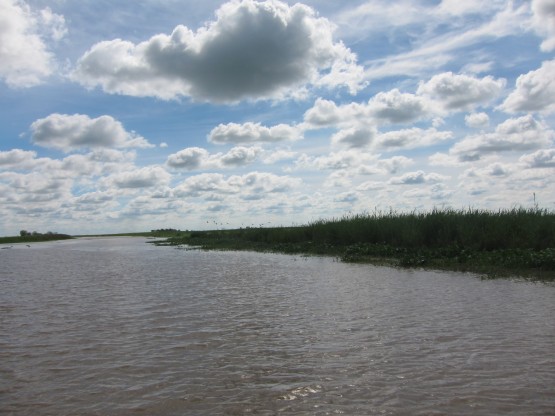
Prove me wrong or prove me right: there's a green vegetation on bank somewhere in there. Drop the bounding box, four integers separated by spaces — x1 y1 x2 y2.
0 231 73 245
157 208 555 280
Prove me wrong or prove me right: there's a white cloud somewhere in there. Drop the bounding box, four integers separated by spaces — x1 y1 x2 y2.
363 2 528 81
465 112 490 129
376 156 413 174
72 0 365 102
30 114 154 152
167 147 209 170
367 89 432 124
390 170 449 185
471 162 513 177
296 150 374 171
532 0 555 52
428 152 465 167
331 126 376 148
0 0 66 87
208 122 301 144
376 127 452 150
501 60 555 114
451 115 555 159
108 166 171 189
0 149 37 169
436 0 501 17
38 6 67 41
167 146 262 170
173 171 301 198
417 72 506 111
220 146 262 167
303 90 431 129
519 148 555 168
303 98 363 128
262 149 297 164
0 171 71 203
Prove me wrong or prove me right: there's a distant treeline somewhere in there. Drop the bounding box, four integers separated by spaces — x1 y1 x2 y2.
159 208 555 279
0 231 73 244
149 228 185 237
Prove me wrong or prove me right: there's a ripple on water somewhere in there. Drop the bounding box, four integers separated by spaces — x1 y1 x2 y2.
1 237 554 415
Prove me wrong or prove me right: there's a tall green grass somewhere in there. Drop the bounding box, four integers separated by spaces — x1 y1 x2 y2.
205 207 554 250
163 207 555 278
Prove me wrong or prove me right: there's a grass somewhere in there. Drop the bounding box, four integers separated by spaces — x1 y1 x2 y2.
157 207 555 281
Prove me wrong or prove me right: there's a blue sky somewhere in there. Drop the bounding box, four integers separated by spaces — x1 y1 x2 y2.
1 0 554 235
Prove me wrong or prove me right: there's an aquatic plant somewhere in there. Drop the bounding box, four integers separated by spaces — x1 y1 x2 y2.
159 207 555 279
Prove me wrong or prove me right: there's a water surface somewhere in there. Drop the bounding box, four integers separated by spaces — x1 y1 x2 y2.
1 237 554 415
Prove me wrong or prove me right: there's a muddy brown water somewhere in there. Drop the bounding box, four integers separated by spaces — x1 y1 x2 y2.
1 237 554 415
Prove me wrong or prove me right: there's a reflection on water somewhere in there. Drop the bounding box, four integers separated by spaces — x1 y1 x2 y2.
1 237 554 415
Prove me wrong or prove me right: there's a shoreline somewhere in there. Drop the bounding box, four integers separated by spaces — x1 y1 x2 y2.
154 208 555 281
155 237 555 281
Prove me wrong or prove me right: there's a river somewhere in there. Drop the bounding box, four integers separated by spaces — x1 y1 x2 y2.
1 237 554 415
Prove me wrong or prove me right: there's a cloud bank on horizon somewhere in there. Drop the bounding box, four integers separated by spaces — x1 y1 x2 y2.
0 0 554 235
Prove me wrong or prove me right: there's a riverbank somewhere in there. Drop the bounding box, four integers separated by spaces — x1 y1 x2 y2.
156 208 555 281
0 233 73 245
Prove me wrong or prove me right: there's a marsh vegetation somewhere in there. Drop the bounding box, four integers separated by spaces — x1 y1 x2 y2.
158 208 555 280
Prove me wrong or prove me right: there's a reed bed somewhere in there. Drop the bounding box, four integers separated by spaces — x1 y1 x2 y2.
161 208 555 279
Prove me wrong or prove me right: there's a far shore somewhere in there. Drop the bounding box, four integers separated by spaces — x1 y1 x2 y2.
0 233 73 245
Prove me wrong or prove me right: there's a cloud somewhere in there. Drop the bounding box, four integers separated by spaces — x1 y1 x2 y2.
0 170 71 203
465 112 490 128
208 122 301 144
519 148 555 168
303 98 361 128
173 171 301 197
376 156 413 174
376 127 452 150
0 0 66 87
262 149 296 164
331 126 376 148
362 2 528 81
532 0 555 52
108 166 171 189
30 114 154 152
303 90 431 129
167 147 209 170
0 149 37 169
167 146 262 170
334 191 358 203
74 191 114 205
367 89 432 124
501 60 555 114
220 146 262 167
390 170 449 185
451 115 555 159
72 0 365 102
296 150 374 171
417 72 506 111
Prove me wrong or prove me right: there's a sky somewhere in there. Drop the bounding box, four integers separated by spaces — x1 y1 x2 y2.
1 0 555 235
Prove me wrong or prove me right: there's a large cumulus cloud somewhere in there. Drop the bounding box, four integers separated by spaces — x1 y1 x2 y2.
501 60 555 114
532 0 555 52
72 0 365 102
417 72 506 111
30 113 153 152
451 115 554 160
0 0 66 87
